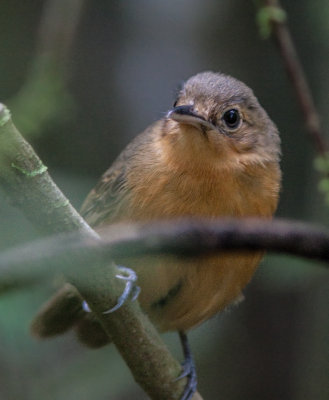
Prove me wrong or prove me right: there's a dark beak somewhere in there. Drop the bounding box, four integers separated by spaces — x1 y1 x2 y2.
167 105 215 131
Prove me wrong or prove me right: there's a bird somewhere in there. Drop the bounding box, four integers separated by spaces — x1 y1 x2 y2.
31 71 281 399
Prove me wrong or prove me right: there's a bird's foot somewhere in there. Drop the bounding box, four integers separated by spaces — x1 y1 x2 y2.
175 331 198 400
82 265 140 314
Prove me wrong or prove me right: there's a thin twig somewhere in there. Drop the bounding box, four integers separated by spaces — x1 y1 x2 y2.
257 0 328 155
0 216 328 293
0 218 328 293
106 218 329 262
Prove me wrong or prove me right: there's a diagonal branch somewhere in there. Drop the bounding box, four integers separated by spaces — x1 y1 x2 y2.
0 103 201 400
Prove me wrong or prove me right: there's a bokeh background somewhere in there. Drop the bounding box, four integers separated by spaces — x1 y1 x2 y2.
0 1 329 399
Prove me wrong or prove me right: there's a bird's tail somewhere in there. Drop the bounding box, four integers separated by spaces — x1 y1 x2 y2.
30 284 112 348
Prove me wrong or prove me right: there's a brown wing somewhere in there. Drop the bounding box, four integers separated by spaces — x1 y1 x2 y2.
80 120 162 227
80 160 129 227
30 121 163 347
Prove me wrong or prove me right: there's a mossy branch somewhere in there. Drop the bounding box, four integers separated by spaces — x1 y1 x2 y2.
0 103 201 400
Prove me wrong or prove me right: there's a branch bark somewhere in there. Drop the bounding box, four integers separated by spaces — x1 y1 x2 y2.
0 103 201 400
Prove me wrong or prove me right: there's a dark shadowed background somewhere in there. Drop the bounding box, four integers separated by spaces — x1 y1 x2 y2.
0 1 328 399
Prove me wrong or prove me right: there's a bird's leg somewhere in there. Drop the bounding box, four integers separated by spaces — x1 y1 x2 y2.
82 265 140 314
176 331 198 400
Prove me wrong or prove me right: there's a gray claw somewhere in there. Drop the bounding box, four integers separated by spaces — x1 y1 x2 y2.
82 265 140 314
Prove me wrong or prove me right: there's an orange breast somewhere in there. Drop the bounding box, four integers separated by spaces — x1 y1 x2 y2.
111 156 280 332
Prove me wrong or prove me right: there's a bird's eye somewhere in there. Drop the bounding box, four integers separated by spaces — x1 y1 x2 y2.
222 109 241 130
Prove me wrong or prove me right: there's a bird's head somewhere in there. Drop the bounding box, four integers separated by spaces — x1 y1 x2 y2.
164 71 281 170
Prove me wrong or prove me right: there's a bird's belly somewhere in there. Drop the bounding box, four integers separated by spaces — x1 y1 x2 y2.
113 167 276 331
120 251 262 332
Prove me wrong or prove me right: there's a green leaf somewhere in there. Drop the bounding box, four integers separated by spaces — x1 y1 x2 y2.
318 177 329 193
314 154 329 173
256 6 287 39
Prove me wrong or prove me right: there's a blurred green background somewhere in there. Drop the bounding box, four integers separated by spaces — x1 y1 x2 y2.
0 0 329 399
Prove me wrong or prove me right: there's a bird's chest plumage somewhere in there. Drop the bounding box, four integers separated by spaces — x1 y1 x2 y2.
116 160 278 332
127 161 276 220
